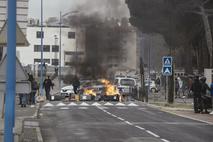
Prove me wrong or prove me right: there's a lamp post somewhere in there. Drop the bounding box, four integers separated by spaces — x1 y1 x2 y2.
59 12 62 94
40 0 44 96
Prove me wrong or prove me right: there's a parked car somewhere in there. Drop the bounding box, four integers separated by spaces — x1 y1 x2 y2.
145 80 159 93
60 85 75 97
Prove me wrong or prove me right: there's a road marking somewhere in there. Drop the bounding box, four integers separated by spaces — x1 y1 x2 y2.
60 107 69 110
146 130 160 138
78 107 88 110
43 103 54 107
68 102 77 106
128 103 138 106
135 125 145 130
91 102 101 106
115 102 125 106
125 121 133 126
80 102 89 106
116 107 128 109
56 102 66 106
104 102 114 106
161 139 170 142
117 117 125 121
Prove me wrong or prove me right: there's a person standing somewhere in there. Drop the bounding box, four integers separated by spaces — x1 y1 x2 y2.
43 76 54 100
72 75 80 94
191 76 202 113
200 77 210 114
31 78 38 105
175 78 179 98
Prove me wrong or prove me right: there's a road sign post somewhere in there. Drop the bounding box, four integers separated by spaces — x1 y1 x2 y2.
162 56 173 76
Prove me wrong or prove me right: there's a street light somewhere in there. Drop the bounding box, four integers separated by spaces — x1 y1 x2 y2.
40 0 44 96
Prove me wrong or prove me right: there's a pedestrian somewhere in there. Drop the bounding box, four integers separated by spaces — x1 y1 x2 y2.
43 76 54 101
175 78 179 98
31 78 38 105
191 76 202 113
200 77 210 114
72 75 80 94
210 81 213 114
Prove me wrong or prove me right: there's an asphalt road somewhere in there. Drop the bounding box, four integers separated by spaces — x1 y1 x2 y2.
38 101 213 142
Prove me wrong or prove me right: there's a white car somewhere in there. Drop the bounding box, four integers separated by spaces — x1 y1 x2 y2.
60 85 75 97
145 80 159 93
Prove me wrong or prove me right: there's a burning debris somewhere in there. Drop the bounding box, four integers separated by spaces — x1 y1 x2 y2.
101 79 120 96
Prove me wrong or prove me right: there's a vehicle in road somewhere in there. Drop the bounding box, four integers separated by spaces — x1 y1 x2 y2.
60 85 75 98
145 80 159 93
114 77 137 96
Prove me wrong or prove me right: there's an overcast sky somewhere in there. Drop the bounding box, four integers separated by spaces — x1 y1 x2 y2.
28 0 129 20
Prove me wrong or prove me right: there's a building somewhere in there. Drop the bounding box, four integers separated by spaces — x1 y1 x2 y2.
0 0 29 35
16 24 85 73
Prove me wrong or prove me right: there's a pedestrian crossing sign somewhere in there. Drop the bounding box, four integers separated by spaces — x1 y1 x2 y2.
163 56 172 66
163 66 172 76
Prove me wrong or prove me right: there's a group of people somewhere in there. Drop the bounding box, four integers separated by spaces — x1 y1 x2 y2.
191 76 213 114
19 74 39 107
19 74 54 107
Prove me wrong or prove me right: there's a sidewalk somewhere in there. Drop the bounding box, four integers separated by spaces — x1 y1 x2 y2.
0 96 41 142
147 92 213 124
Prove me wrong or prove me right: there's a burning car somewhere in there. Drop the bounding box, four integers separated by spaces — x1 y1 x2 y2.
100 79 120 101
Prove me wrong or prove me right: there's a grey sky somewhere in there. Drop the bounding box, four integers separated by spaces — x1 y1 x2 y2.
28 0 129 20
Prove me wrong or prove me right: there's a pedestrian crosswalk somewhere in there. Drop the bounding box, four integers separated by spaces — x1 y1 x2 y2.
42 102 139 108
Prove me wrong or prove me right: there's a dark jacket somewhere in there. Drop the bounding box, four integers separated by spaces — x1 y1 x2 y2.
43 78 54 90
191 79 202 97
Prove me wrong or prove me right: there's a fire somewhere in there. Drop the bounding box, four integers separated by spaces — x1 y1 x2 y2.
83 88 96 96
101 79 120 96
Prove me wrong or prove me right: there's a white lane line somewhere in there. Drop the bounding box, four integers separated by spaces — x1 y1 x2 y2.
80 102 90 106
161 139 170 142
146 130 160 138
117 117 125 121
125 121 133 126
135 125 145 130
128 103 138 106
78 107 88 110
111 114 117 118
60 107 69 110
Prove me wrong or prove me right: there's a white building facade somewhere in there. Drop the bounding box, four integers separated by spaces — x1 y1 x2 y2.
17 25 85 68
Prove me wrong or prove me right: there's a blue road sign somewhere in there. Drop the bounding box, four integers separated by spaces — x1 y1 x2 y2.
163 56 173 66
163 66 172 76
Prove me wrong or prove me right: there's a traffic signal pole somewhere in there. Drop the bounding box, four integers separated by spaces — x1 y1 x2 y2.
4 0 17 141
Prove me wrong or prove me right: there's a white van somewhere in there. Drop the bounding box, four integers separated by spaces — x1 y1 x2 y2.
114 77 137 95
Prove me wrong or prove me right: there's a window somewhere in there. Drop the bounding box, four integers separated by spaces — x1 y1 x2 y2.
36 31 44 38
34 45 41 52
52 59 59 66
52 45 59 52
68 32 75 39
34 59 50 64
34 45 50 52
43 45 50 52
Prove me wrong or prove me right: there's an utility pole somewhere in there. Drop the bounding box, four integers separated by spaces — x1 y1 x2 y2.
59 12 62 94
40 0 44 96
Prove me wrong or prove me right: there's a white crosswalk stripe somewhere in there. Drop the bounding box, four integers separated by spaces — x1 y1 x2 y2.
42 102 140 108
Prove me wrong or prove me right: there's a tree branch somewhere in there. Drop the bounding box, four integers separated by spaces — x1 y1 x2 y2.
202 0 210 6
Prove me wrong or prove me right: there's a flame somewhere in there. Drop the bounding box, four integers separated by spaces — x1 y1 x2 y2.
101 79 120 96
83 88 96 96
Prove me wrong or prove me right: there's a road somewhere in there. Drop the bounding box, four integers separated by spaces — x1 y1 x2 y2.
38 101 213 142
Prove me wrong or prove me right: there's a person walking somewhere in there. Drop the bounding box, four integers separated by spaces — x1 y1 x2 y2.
200 77 210 114
210 81 213 114
43 76 54 101
191 76 202 113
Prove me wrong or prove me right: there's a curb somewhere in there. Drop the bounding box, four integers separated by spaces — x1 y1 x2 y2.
146 102 213 125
